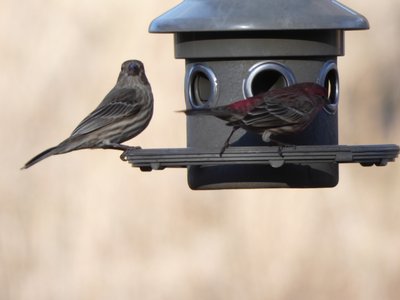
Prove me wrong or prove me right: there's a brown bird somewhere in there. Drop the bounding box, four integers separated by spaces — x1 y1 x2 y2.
22 60 153 169
182 82 329 154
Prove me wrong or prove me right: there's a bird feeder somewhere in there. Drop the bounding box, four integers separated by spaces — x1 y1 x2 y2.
122 0 399 189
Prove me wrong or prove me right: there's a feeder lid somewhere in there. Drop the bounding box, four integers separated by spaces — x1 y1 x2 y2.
149 0 369 33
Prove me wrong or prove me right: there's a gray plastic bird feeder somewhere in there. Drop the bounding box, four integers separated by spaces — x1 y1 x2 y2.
122 0 399 189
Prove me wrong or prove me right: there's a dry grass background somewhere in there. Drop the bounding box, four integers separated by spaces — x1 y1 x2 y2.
1 0 400 299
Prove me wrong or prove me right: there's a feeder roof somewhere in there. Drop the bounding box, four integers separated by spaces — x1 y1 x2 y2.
149 0 369 33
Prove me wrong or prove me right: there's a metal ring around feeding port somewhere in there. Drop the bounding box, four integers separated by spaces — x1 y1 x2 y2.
317 61 339 115
243 61 296 98
186 64 218 108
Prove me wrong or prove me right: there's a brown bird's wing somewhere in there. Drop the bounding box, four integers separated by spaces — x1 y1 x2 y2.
240 93 314 130
70 88 140 137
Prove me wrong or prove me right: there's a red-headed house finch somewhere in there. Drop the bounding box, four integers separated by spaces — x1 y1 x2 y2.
182 82 329 154
22 60 153 169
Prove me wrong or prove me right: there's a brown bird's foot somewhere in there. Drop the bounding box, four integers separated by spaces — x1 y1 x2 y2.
103 143 141 161
267 138 295 158
119 145 142 161
120 152 128 161
219 127 239 157
219 142 230 157
277 145 282 157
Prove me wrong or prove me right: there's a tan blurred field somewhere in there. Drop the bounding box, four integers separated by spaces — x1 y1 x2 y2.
1 0 400 299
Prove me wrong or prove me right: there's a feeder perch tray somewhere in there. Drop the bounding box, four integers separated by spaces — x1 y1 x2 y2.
122 144 399 171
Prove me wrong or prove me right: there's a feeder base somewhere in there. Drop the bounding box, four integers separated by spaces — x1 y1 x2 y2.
122 144 399 189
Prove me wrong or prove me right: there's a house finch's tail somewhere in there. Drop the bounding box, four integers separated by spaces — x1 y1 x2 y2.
180 107 215 116
179 106 241 122
21 146 60 169
22 59 153 169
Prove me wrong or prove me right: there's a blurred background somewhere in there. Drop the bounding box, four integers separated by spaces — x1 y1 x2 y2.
1 0 400 299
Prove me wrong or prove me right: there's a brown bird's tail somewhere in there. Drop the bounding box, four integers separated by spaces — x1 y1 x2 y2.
179 107 213 116
179 107 236 122
21 146 60 169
